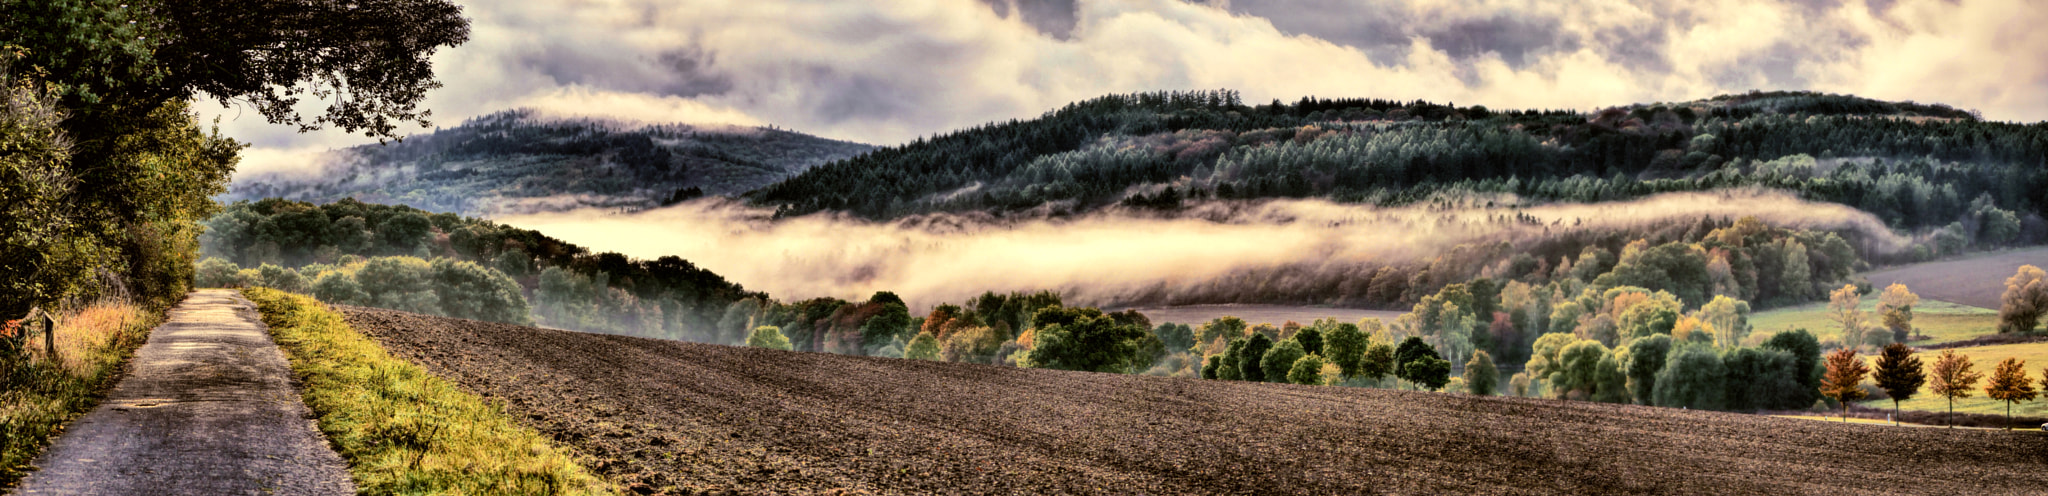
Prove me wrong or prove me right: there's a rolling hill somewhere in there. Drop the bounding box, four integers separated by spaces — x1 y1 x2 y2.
223 109 872 217
343 305 2048 495
745 90 2046 238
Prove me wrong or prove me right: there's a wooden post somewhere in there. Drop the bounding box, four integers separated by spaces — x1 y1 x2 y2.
41 308 54 360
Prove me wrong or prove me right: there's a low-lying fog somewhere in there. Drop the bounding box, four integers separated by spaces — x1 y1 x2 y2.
496 189 1907 311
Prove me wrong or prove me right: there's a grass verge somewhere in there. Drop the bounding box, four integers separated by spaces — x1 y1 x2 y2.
242 288 614 495
0 300 157 489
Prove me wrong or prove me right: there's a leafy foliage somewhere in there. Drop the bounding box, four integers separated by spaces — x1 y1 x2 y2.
1873 343 1927 415
1985 357 2038 429
1820 348 1872 419
2000 265 2048 333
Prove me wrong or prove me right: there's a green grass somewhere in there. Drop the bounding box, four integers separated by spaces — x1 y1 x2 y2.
0 300 157 489
1855 341 2048 420
243 288 614 495
1772 414 2038 430
1748 298 1998 347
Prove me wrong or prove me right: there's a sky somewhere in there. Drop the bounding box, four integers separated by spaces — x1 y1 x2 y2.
203 0 2048 177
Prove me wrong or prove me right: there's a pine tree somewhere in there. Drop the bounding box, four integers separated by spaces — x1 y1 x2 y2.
1871 343 1926 424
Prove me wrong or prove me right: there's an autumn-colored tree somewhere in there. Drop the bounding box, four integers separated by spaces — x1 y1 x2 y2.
904 332 940 360
1819 348 1871 422
1928 349 1984 428
1827 284 1865 346
1876 283 1919 342
1985 357 2038 430
1871 343 1926 423
2000 265 2048 333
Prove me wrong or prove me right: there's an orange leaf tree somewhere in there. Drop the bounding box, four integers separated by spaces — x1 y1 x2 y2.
1928 350 1984 428
1820 348 1871 422
1985 357 2038 430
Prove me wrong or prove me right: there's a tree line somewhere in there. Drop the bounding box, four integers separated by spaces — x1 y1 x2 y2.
198 198 758 340
748 89 2047 242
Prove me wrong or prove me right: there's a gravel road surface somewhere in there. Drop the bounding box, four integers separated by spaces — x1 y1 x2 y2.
16 290 352 496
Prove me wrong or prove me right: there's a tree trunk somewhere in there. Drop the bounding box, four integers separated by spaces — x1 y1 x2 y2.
1948 397 1955 428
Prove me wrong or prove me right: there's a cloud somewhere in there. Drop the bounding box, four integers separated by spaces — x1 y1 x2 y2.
210 0 2048 176
514 86 765 127
494 189 1909 311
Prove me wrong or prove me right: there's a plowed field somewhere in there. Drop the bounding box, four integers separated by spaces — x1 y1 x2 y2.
339 306 2048 495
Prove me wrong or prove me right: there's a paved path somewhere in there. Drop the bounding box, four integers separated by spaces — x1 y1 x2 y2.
17 290 353 495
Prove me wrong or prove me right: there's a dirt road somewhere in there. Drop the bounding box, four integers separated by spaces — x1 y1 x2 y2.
16 290 352 495
342 306 2048 495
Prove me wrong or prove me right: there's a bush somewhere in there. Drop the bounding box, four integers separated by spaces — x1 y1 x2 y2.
1465 350 1498 396
747 325 792 351
1655 345 1727 410
1287 354 1325 385
1262 339 1308 383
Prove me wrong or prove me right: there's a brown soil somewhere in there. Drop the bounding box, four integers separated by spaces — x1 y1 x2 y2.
340 306 2048 495
1865 247 2048 309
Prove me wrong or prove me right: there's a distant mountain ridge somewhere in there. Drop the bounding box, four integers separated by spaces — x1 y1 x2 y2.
745 89 2042 235
224 109 873 217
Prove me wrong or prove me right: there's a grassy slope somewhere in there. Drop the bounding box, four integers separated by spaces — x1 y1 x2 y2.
0 301 157 489
1863 342 2048 419
1749 298 1997 347
242 288 614 495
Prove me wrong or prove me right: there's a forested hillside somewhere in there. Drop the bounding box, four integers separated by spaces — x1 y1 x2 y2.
748 90 2046 241
225 110 872 217
196 198 758 340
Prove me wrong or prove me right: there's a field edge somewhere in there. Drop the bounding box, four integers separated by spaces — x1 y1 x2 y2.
242 288 618 495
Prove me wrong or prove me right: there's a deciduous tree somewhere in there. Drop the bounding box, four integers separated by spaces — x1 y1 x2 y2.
1985 357 2038 430
1324 323 1366 378
1406 355 1451 392
1287 354 1325 385
1877 284 1919 342
747 326 792 351
1261 339 1308 383
1655 345 1726 410
1827 284 1865 345
1359 341 1394 382
2000 265 2048 333
1820 348 1871 422
905 332 940 360
1464 350 1498 396
1928 349 1984 428
1625 334 1673 405
1240 333 1274 382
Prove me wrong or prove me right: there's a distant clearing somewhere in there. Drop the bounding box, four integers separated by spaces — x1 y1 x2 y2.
1864 247 2048 309
345 307 2048 495
1750 299 1996 346
1117 304 1403 327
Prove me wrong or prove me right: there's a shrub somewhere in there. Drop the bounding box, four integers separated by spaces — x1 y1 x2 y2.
747 325 792 351
1287 354 1325 385
1262 339 1307 383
